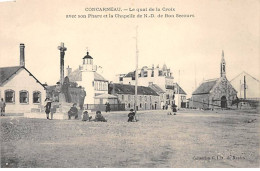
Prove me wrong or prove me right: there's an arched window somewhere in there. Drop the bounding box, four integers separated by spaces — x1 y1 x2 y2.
33 91 41 103
20 90 29 103
5 90 15 103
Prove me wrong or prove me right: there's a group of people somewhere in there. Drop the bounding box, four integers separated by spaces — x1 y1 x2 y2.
44 98 176 121
82 110 107 122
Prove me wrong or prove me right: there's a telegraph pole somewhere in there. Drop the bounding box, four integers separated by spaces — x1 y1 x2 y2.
244 75 246 99
134 26 139 119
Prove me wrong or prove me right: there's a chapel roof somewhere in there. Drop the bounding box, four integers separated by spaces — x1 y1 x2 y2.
192 78 219 95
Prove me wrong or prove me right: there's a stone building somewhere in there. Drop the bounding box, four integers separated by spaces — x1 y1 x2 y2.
67 51 108 104
173 83 187 108
190 51 237 109
0 44 46 113
108 83 160 110
114 64 182 107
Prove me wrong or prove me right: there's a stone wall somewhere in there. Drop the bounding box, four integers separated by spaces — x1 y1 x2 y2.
191 77 237 109
116 94 160 111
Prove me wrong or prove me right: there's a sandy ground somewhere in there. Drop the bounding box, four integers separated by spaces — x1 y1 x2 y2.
1 109 259 168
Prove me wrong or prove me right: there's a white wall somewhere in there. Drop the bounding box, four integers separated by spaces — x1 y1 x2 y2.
79 71 95 104
0 68 46 113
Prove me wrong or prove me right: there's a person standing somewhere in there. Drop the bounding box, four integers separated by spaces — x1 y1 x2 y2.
44 98 52 120
0 98 6 116
167 103 172 115
172 103 177 115
105 102 111 113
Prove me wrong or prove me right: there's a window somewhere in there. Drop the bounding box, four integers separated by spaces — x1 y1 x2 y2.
122 95 124 101
33 91 41 103
140 103 142 108
145 96 147 101
144 71 148 77
20 90 29 103
128 103 130 108
5 90 15 103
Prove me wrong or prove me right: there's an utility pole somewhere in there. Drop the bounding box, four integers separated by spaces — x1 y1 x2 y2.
178 70 180 109
194 64 197 89
134 26 139 118
244 75 246 99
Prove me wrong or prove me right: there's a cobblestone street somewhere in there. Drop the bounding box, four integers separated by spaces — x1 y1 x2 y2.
1 109 259 168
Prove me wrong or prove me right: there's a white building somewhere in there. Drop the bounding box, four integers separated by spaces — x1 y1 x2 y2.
0 44 46 113
230 71 260 99
114 64 187 107
67 51 108 104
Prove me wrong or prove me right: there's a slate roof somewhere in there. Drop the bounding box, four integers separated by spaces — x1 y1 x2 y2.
94 72 107 82
0 66 45 88
68 68 108 82
109 83 159 96
0 66 22 85
174 83 187 95
192 78 219 95
125 71 135 78
149 84 165 94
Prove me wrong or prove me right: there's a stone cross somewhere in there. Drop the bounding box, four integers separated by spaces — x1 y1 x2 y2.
58 42 67 85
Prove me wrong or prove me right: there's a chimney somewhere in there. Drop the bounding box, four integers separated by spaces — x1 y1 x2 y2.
20 43 25 66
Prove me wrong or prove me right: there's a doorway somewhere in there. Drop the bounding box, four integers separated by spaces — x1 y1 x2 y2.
221 96 227 108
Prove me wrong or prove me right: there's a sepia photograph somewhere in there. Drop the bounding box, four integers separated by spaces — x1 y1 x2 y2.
0 0 259 168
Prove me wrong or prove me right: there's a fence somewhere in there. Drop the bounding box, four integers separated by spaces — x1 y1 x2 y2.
83 104 125 111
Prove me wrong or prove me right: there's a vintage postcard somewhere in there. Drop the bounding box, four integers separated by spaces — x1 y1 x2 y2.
0 0 259 168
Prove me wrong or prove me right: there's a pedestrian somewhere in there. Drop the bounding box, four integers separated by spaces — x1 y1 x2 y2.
167 104 172 115
44 98 52 119
68 103 78 120
94 111 107 122
82 110 92 121
128 109 135 122
172 104 177 115
105 102 111 113
0 98 6 116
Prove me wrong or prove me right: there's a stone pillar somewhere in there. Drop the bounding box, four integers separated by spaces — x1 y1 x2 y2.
58 42 67 85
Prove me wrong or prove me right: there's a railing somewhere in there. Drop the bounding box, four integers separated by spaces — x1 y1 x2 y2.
83 104 125 111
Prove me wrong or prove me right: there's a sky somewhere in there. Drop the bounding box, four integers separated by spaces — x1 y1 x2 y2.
0 0 259 97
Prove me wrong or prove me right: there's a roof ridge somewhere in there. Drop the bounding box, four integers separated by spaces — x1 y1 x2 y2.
230 71 260 82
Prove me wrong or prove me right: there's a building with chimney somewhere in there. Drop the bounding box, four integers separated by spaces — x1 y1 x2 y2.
108 83 160 110
0 44 46 113
230 71 260 100
190 51 237 109
67 51 108 104
114 64 187 108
